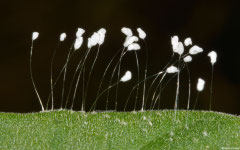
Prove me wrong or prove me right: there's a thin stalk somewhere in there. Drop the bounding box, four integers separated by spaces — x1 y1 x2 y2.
65 48 89 109
50 42 60 110
133 51 140 111
156 83 163 110
145 53 175 110
71 48 92 111
146 73 163 109
185 63 191 129
105 48 125 111
114 48 126 111
95 48 122 111
193 92 200 109
141 40 149 111
151 73 167 109
172 55 182 137
209 65 214 110
46 50 76 110
61 45 74 110
81 67 86 111
154 71 180 105
83 45 101 108
174 56 181 111
30 40 45 111
169 60 185 146
90 81 120 112
154 63 186 109
124 72 164 111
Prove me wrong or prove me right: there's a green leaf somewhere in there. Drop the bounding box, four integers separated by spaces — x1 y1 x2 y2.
0 110 239 149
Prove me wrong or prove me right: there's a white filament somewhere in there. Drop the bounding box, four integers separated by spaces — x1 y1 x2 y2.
184 38 192 46
127 43 141 51
120 71 132 82
121 27 133 37
208 51 217 65
197 78 205 92
189 45 203 55
74 37 83 50
137 28 146 39
183 55 192 63
32 32 39 41
173 42 184 55
60 33 66 42
124 36 139 47
166 66 179 74
76 28 85 38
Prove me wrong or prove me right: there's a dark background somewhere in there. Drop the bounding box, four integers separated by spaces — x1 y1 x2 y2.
0 0 239 114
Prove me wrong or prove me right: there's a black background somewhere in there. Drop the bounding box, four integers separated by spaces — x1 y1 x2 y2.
0 0 239 114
